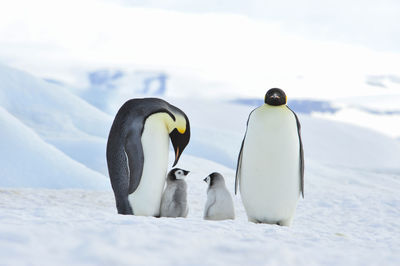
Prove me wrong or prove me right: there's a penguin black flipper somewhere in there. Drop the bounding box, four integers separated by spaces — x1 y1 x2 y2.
235 138 244 195
235 109 256 195
124 120 145 195
287 107 304 198
107 102 146 214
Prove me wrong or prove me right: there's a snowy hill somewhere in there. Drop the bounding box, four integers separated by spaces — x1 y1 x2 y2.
0 106 108 189
80 69 168 113
0 64 112 176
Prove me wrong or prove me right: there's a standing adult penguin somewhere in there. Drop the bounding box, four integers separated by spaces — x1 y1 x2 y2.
235 88 304 226
106 98 190 216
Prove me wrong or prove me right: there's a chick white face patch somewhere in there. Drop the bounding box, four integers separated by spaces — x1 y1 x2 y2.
175 170 186 180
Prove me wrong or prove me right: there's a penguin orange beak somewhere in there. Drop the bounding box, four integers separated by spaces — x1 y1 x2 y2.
173 146 181 167
170 127 190 167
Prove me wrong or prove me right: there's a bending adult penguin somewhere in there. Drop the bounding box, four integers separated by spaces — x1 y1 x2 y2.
106 98 190 216
235 88 304 226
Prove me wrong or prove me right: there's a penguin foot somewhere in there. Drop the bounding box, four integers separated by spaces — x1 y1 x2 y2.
116 198 134 215
117 209 134 215
248 217 263 224
277 217 293 227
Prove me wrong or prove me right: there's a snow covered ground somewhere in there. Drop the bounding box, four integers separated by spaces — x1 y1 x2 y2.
1 155 399 265
0 64 400 265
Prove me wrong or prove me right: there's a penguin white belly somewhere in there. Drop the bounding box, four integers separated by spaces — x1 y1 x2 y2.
240 106 300 223
128 114 169 216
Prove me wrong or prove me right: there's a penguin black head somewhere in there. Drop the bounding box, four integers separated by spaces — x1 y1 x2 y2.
264 88 287 106
169 114 191 167
203 172 225 187
168 168 190 181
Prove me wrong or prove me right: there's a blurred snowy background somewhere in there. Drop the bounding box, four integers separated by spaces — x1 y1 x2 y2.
0 0 400 265
1 0 400 137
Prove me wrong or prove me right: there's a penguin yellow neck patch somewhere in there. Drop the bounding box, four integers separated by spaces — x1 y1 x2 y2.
163 113 186 134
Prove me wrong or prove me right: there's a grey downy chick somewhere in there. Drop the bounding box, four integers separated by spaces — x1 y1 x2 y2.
160 168 190 218
203 172 235 220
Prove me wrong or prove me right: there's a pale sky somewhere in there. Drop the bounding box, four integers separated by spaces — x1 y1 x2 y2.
0 0 399 100
113 0 400 52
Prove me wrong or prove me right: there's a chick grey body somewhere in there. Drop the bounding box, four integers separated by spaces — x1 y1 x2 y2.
204 172 235 221
106 98 190 215
160 168 190 218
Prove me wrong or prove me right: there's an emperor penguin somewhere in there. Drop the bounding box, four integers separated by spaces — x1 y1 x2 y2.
235 88 304 226
203 172 235 221
160 168 190 218
106 98 190 216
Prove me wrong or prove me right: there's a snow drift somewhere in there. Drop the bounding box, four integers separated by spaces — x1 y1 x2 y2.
0 64 112 176
0 106 108 189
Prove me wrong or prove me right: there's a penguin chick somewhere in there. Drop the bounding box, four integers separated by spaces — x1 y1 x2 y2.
160 168 190 218
203 172 235 221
